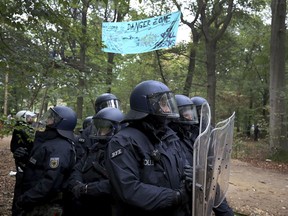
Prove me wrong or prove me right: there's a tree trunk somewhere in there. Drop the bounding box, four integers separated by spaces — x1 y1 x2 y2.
106 53 115 93
77 0 89 120
200 0 233 126
269 0 287 151
205 40 217 126
3 71 9 116
183 30 200 96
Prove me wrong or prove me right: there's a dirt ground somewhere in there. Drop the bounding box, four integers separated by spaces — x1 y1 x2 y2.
0 136 288 216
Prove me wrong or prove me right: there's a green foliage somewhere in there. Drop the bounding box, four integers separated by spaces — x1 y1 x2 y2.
0 115 14 138
270 150 288 163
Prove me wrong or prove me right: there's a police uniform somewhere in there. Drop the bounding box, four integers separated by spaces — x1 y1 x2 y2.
105 121 189 216
79 125 95 151
67 142 112 216
16 129 76 216
73 134 87 162
169 123 199 164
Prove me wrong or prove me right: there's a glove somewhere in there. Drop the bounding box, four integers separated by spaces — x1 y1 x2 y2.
13 147 29 159
175 181 189 205
184 164 193 181
71 182 87 199
184 164 193 192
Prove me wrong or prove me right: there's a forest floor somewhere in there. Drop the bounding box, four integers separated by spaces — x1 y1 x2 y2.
0 136 288 216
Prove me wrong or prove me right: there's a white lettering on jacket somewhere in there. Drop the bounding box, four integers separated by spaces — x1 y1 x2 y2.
143 159 154 166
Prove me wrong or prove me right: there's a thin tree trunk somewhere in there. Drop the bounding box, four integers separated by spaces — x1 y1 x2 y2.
205 40 217 126
106 53 115 93
183 30 200 96
4 71 9 116
77 0 89 120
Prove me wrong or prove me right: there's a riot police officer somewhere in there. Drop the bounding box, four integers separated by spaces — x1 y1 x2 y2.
10 110 37 216
74 116 93 162
105 80 191 216
15 105 77 216
191 96 234 216
169 94 199 164
190 96 207 121
80 93 121 150
66 107 124 216
80 116 93 133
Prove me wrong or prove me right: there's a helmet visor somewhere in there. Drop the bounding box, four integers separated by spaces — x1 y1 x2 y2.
97 99 120 112
147 92 179 118
37 108 62 131
178 105 199 124
26 115 37 124
90 118 115 139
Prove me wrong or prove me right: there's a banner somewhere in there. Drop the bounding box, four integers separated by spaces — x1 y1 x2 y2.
102 11 181 54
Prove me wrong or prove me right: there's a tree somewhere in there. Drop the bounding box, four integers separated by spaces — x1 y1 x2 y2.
200 0 234 126
173 0 203 96
269 0 287 152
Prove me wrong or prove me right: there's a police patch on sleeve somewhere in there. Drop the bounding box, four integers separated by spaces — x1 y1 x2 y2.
49 157 60 168
111 148 122 158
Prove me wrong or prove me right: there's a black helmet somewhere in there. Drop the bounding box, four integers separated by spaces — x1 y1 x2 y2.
39 105 77 140
175 94 198 125
191 96 208 119
90 107 124 142
94 93 120 113
82 116 93 129
124 80 179 121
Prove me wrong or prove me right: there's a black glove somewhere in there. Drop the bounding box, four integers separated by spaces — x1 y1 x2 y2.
71 182 87 199
184 164 193 181
184 164 193 192
175 181 189 205
13 147 29 159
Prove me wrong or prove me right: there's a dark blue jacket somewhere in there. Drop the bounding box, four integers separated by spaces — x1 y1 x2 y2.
105 121 188 216
18 129 76 210
67 142 112 216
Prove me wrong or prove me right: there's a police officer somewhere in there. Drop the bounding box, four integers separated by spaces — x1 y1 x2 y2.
105 80 191 216
74 116 93 162
190 96 207 121
169 94 199 164
66 107 124 216
10 110 37 216
168 94 201 214
80 116 93 133
80 93 121 150
15 105 77 216
191 96 234 216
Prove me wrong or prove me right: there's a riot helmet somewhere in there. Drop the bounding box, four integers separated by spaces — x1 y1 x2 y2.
124 80 179 121
94 93 120 113
15 110 37 124
38 105 77 140
82 116 93 130
90 107 124 142
191 96 208 119
174 94 198 125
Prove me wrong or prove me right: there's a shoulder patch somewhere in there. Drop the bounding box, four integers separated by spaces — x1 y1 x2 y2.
111 148 123 158
49 157 60 168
